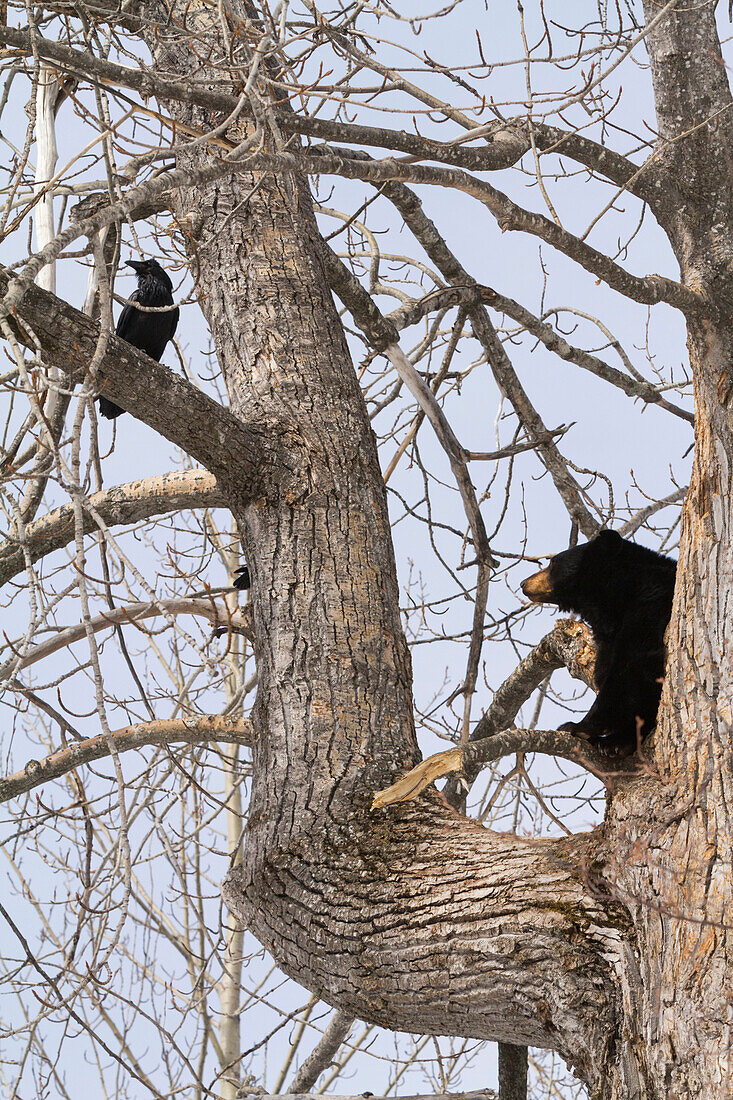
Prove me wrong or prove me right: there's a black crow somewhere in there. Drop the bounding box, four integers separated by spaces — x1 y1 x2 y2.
232 565 251 590
99 258 179 419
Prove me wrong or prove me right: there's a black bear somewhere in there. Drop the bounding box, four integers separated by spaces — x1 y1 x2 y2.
521 530 677 754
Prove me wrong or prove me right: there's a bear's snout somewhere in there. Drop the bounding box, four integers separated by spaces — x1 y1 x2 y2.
521 568 555 603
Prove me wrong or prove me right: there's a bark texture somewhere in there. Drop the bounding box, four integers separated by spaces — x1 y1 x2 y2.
592 5 733 1097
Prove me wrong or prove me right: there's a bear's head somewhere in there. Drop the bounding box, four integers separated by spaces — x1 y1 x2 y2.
521 529 626 619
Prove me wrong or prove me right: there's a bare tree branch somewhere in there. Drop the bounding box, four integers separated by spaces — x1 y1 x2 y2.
0 469 224 587
370 176 602 537
389 286 693 425
471 620 596 742
373 619 603 806
440 618 595 802
288 1011 354 1093
619 487 688 537
0 27 697 318
284 148 711 319
0 26 667 208
372 724 630 809
1 597 253 681
0 265 270 488
0 715 253 804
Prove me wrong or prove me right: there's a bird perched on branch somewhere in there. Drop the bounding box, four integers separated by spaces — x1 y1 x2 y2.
98 258 179 419
232 564 251 590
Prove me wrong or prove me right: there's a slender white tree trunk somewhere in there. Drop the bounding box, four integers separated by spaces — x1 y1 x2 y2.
33 63 59 294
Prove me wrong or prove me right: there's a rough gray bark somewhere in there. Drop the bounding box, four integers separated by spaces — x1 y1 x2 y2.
595 5 733 1097
216 4 733 1095
498 1046 528 1100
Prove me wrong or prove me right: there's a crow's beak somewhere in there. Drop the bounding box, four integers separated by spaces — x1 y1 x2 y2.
126 260 144 272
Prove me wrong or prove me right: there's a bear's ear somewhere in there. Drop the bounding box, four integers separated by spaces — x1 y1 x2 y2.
595 528 623 545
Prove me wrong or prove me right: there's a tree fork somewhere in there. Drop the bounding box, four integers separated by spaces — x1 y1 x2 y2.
131 3 650 1097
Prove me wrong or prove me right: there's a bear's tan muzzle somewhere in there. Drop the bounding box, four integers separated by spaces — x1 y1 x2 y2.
521 568 554 603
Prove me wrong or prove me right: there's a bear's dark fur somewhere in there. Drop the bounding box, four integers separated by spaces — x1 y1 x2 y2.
521 530 677 754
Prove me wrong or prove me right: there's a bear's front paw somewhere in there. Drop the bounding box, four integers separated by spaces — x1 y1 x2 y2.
559 721 607 750
564 722 637 756
558 720 588 737
589 729 637 756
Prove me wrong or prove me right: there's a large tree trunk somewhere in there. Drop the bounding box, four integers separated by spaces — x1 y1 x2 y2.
597 6 733 1095
605 323 733 1098
103 2 733 1096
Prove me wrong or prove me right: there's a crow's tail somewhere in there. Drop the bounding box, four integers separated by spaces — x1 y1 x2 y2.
98 396 125 419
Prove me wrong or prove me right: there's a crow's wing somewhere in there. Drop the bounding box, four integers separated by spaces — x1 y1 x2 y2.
116 288 141 340
167 305 180 344
100 289 144 419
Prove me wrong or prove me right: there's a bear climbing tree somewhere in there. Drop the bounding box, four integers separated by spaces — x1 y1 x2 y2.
521 531 677 754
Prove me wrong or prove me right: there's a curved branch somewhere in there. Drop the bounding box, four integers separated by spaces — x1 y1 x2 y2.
0 469 224 587
372 722 636 809
0 27 689 317
297 116 663 208
0 715 253 804
2 24 679 218
443 618 595 801
472 619 596 742
389 286 693 425
4 0 143 29
531 123 663 207
463 726 633 782
0 27 657 203
370 177 602 538
384 344 494 562
372 619 612 807
2 597 253 680
465 427 571 461
0 26 234 114
278 148 711 320
320 244 493 562
0 265 269 488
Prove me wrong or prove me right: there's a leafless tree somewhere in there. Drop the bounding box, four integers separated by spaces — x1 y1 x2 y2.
0 0 727 1097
